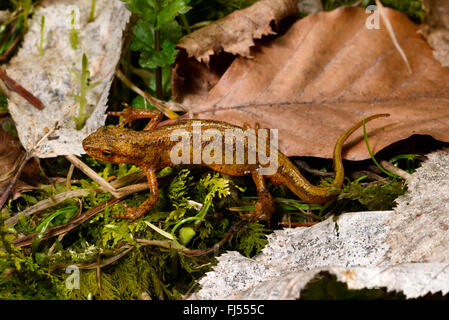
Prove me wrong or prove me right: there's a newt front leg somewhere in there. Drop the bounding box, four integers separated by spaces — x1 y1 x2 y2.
118 166 159 220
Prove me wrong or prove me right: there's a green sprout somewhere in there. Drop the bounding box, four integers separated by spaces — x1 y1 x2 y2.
38 15 44 57
70 10 78 50
22 0 33 31
69 54 101 130
362 117 398 179
89 0 97 22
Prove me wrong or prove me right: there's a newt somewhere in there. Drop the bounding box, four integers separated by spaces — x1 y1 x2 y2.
82 106 389 221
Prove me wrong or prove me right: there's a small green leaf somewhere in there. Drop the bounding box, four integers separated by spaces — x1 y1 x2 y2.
157 0 191 29
138 41 177 69
131 19 155 50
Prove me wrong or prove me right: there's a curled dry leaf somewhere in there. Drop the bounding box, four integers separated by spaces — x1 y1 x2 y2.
174 7 449 160
420 0 449 66
0 123 23 185
5 0 131 158
177 0 299 64
0 121 39 201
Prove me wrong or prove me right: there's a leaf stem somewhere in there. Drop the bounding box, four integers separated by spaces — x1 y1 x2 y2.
154 28 162 99
154 0 162 99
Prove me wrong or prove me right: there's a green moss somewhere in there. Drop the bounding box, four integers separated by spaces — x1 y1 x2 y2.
0 90 7 111
337 179 406 211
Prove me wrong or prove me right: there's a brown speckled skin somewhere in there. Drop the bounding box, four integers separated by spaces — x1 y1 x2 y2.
82 108 388 221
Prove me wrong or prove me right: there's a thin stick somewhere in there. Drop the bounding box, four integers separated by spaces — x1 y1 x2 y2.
96 250 102 296
66 163 74 191
0 35 21 62
12 198 120 247
4 188 94 226
5 180 151 227
375 0 412 74
115 69 184 118
65 154 119 197
278 221 318 227
380 160 411 180
0 67 44 110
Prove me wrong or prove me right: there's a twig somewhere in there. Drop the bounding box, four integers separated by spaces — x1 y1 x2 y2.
115 69 185 118
187 221 244 256
380 160 411 180
5 188 95 226
96 250 102 296
5 178 151 227
65 154 120 197
49 246 134 272
0 67 44 110
66 164 74 191
278 221 318 227
375 0 412 73
12 198 120 247
0 35 21 62
293 159 334 177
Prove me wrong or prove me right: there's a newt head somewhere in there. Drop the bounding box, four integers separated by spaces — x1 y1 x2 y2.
82 126 140 164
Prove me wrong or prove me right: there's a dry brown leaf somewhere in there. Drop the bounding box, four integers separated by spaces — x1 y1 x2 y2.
420 0 449 66
0 121 40 201
174 7 449 160
0 123 23 185
177 0 299 64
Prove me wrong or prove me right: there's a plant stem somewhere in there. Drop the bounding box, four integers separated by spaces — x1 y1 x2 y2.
362 117 398 179
70 10 78 49
154 28 162 99
180 14 191 34
154 0 162 99
38 15 44 57
22 0 32 31
89 0 97 22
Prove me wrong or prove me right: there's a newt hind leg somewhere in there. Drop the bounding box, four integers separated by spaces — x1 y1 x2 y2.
251 168 276 223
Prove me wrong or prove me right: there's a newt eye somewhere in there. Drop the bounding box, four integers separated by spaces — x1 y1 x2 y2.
101 150 113 157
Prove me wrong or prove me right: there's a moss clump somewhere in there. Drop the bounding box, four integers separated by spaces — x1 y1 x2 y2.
337 179 406 211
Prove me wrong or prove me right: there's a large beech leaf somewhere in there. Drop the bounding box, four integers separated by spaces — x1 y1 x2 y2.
174 6 449 160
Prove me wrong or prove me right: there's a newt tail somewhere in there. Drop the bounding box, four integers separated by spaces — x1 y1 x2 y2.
267 113 390 204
